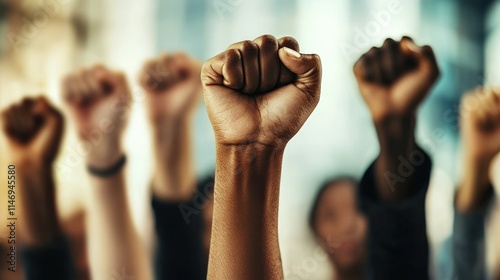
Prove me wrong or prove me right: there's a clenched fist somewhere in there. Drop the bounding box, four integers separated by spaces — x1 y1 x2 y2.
62 65 131 167
461 87 500 163
201 35 322 147
139 52 201 124
1 97 64 166
354 37 439 123
457 87 500 212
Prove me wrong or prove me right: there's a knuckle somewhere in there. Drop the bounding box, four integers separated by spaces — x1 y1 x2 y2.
241 40 258 53
280 36 298 46
225 48 241 63
200 61 210 74
367 47 378 57
257 34 278 48
401 35 413 42
382 38 396 47
311 54 322 66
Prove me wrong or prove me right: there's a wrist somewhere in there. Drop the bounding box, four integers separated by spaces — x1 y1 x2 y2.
372 110 416 127
150 116 196 201
151 116 193 146
216 142 286 162
16 159 52 178
374 114 417 156
457 156 493 212
150 107 196 128
464 148 497 168
214 143 284 214
16 167 61 246
85 139 124 169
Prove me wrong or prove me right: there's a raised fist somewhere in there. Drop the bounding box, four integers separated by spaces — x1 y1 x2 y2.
354 37 439 123
201 35 322 147
139 52 201 124
461 87 500 162
62 65 131 167
1 96 64 165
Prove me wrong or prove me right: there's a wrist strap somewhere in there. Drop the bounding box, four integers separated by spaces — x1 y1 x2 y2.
87 155 126 177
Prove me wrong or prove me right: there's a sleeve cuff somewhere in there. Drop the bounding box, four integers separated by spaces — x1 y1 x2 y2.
359 145 432 212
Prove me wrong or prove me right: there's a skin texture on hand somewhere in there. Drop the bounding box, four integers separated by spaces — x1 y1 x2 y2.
1 97 64 246
202 35 322 148
62 66 151 279
456 87 500 212
139 52 201 201
354 37 439 202
202 35 321 280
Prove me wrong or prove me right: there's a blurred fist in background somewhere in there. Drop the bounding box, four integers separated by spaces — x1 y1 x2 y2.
2 96 64 166
354 36 439 124
139 52 202 124
62 65 131 168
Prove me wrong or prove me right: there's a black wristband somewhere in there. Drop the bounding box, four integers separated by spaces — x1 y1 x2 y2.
87 155 126 177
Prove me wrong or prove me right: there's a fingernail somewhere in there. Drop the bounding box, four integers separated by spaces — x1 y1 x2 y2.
284 47 301 58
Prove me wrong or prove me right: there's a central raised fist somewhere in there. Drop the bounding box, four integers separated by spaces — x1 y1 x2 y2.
201 35 322 147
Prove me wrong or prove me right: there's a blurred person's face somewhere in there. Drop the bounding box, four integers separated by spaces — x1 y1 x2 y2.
314 181 367 271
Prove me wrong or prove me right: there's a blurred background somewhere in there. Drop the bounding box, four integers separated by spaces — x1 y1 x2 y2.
0 0 499 279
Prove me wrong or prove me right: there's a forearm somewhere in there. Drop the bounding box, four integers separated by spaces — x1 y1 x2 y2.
208 144 284 280
86 161 151 279
87 172 132 236
17 163 75 279
456 155 492 212
374 115 419 201
17 164 62 246
151 117 196 201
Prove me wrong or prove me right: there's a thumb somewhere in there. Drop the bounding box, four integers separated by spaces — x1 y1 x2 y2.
278 47 322 98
